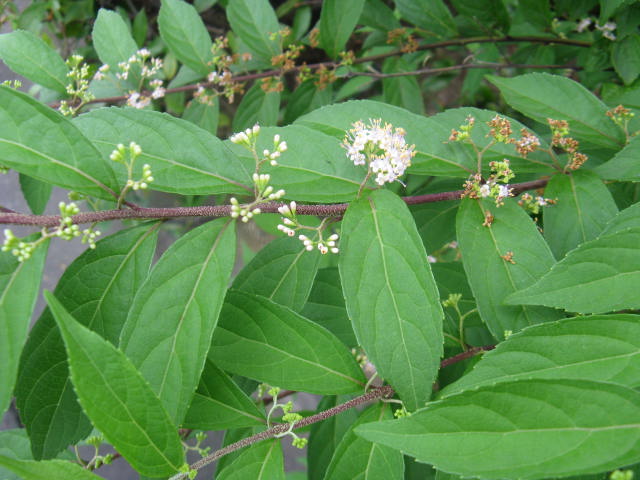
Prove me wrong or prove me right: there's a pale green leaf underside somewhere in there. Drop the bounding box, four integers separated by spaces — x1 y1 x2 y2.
15 224 158 460
0 456 103 480
0 30 68 93
0 239 47 417
46 293 184 477
120 219 236 424
158 0 212 75
440 314 640 397
356 379 640 480
507 227 640 313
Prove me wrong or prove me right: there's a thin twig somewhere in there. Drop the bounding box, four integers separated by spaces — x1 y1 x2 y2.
63 35 590 108
172 342 497 478
346 63 579 79
0 178 549 227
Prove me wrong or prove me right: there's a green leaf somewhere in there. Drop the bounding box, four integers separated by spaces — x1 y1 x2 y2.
339 189 443 410
301 267 357 348
226 124 363 202
0 430 32 480
0 456 103 480
158 0 212 75
120 219 236 424
601 201 640 236
15 224 158 459
613 34 640 85
359 0 401 31
182 97 219 134
382 57 425 115
441 314 640 397
456 198 562 340
19 174 51 215
319 0 366 58
210 290 366 394
543 170 618 258
411 200 458 253
132 8 148 47
451 0 510 33
357 379 640 480
507 227 640 313
284 80 333 124
0 238 47 417
216 440 284 480
183 359 265 430
226 0 281 65
45 293 184 477
596 135 640 181
0 87 119 200
0 30 68 93
92 9 138 69
307 395 358 480
324 403 404 480
233 236 320 312
487 73 625 151
394 0 457 37
232 82 280 131
74 107 252 195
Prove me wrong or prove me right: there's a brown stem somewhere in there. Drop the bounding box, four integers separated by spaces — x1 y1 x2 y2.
176 385 394 477
53 36 589 109
0 178 549 227
173 343 497 478
347 63 580 79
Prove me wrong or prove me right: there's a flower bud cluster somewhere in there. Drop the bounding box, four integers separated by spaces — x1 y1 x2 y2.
110 142 153 205
518 192 556 215
2 229 36 262
462 159 514 207
230 124 261 148
126 164 154 191
487 115 513 143
277 202 339 254
1 79 21 89
262 134 288 166
547 118 588 171
59 55 95 116
267 386 308 450
606 105 635 130
342 118 415 186
2 202 102 262
449 115 475 142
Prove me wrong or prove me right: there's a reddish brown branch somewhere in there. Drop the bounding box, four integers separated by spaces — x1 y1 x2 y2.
440 345 496 368
0 178 549 227
349 63 579 79
175 342 497 477
70 35 588 108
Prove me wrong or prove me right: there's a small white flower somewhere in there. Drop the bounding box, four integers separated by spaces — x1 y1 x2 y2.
479 184 491 197
576 17 592 32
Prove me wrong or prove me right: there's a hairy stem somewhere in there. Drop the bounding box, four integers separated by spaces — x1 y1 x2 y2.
0 179 548 227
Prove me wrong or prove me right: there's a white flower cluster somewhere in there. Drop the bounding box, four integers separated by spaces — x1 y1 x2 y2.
575 17 616 40
342 119 416 186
